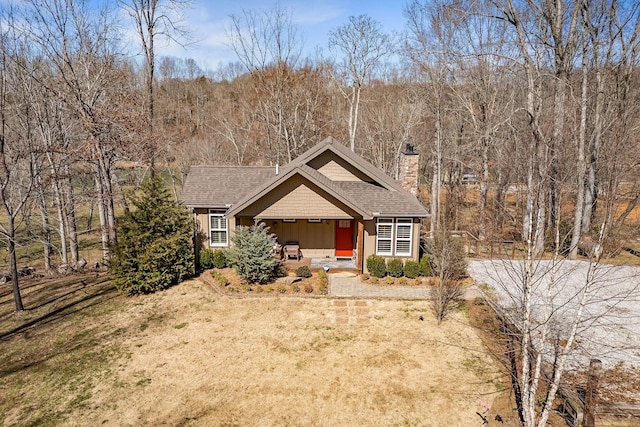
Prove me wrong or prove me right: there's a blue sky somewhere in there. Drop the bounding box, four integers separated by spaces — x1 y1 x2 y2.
153 0 408 71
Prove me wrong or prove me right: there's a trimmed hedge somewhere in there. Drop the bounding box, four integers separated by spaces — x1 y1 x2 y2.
295 265 312 278
366 254 387 278
404 259 420 278
200 248 228 269
386 258 404 278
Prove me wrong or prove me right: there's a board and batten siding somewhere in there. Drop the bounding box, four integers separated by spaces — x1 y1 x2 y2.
307 151 372 182
264 219 336 258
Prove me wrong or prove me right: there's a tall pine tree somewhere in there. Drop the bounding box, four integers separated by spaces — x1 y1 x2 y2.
110 176 194 294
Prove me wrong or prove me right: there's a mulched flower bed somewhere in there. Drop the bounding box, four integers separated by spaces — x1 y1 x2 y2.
203 268 328 296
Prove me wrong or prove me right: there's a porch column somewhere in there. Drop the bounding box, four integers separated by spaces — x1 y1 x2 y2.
356 220 364 273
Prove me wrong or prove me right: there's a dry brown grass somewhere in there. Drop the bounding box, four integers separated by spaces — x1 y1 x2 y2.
0 273 512 426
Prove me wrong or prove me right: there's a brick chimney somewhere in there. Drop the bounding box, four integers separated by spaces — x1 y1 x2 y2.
399 143 419 197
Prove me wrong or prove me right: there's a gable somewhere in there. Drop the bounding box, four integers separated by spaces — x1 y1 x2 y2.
306 151 374 183
185 137 429 220
236 174 355 219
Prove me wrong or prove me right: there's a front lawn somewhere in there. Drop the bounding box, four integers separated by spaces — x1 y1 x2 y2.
0 272 508 426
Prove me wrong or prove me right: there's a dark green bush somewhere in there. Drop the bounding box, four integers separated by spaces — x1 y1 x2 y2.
211 249 228 268
386 258 404 278
200 248 215 269
109 176 193 295
366 254 386 278
419 255 433 277
295 265 312 278
404 259 420 278
200 248 227 269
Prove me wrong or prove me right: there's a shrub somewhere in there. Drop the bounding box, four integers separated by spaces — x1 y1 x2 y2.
318 269 328 286
200 248 215 269
304 284 314 293
200 249 227 270
370 277 379 284
295 265 312 278
404 259 420 278
430 233 468 280
319 284 328 295
366 254 386 278
211 250 228 268
431 279 464 324
360 273 370 281
227 222 280 284
386 258 404 278
110 176 193 295
292 284 300 293
277 284 287 293
399 277 408 286
419 255 433 277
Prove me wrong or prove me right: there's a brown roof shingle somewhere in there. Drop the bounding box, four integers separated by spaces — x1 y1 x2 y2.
181 166 275 208
180 138 429 218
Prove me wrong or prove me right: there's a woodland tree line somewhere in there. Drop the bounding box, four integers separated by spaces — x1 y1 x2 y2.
1 0 639 306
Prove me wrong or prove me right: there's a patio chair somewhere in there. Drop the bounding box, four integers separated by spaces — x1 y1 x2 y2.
283 241 302 260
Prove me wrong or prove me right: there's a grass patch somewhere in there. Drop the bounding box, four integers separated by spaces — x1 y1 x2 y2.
0 274 125 426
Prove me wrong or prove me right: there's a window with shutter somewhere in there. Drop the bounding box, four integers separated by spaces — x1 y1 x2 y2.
395 219 412 256
209 209 228 247
375 218 413 257
376 218 393 256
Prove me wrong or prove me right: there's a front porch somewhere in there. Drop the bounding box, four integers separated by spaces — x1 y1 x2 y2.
239 217 364 272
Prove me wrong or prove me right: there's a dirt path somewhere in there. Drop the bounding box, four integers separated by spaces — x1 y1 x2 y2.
2 276 508 426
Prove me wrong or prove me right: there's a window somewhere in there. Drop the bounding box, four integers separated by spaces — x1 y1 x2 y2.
395 219 413 256
376 218 393 256
209 209 228 247
376 218 413 257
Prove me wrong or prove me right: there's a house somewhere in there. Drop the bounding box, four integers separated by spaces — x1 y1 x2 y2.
180 137 429 273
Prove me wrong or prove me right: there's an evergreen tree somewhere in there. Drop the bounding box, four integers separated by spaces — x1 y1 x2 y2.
227 222 280 284
109 176 194 294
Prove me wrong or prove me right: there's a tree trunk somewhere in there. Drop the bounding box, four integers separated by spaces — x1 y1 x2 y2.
570 47 589 259
63 165 79 267
8 217 24 312
94 166 110 261
478 135 489 240
36 171 52 272
582 64 604 233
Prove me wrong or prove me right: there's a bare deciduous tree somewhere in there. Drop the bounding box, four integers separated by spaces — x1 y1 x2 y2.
118 0 192 171
26 0 131 261
328 15 393 152
0 10 43 311
227 6 307 164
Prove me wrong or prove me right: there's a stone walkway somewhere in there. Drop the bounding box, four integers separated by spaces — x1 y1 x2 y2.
328 273 484 300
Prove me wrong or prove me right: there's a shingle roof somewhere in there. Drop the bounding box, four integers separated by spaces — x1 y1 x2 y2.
180 166 275 208
180 138 430 218
336 181 428 217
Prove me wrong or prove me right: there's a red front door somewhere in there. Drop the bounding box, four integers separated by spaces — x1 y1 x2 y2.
335 220 354 257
